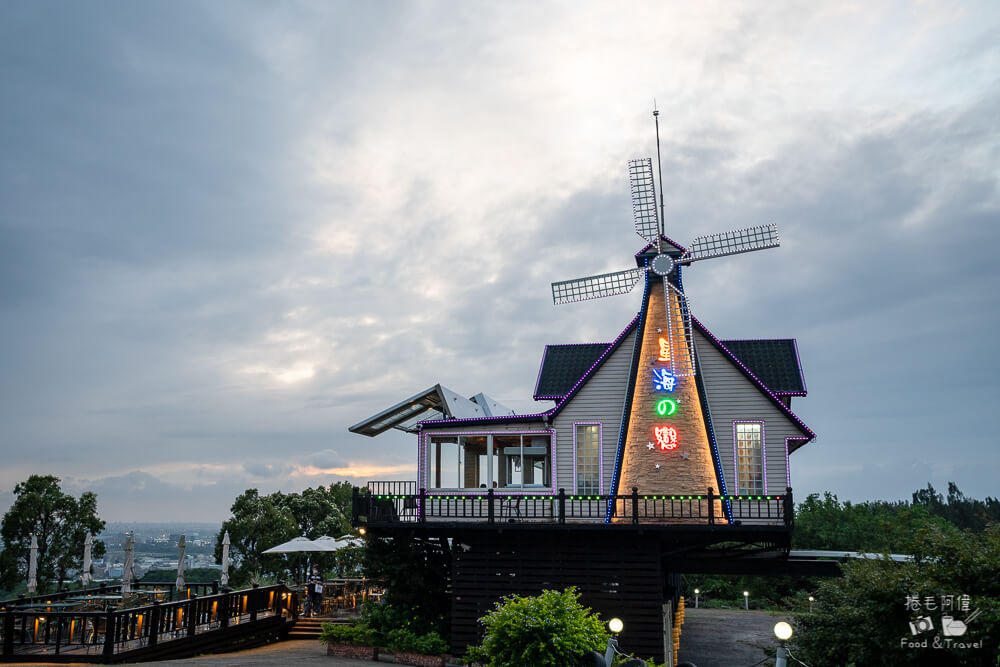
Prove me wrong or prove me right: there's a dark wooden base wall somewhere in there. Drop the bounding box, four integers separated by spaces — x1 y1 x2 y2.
450 531 674 663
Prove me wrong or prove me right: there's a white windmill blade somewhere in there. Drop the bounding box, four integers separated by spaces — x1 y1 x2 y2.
663 282 696 376
552 267 646 305
629 158 660 244
682 223 779 263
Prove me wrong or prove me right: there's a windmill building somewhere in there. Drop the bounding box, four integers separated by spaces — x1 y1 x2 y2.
349 152 816 663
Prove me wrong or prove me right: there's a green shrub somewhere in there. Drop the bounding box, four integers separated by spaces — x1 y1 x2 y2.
386 627 449 655
360 600 447 640
465 587 610 667
318 622 379 646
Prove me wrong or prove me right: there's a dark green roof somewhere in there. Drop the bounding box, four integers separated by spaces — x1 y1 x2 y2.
721 339 806 395
533 343 610 399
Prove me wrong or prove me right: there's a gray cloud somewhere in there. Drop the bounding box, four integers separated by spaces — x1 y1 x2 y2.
1 2 998 521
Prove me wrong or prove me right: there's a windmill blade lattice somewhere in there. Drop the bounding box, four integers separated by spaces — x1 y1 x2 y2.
664 282 696 377
629 158 660 244
552 268 646 305
683 223 779 263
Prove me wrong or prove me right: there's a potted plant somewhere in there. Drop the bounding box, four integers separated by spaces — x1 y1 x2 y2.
319 622 380 660
385 627 450 667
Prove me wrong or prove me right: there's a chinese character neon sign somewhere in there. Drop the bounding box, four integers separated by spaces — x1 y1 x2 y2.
656 398 678 416
658 337 671 362
653 426 678 450
652 368 677 392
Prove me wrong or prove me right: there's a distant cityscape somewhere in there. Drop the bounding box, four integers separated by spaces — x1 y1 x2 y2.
85 522 222 581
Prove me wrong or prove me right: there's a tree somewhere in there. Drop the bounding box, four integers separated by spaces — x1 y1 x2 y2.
363 534 451 637
792 523 1000 666
0 475 105 594
213 483 355 586
213 489 298 587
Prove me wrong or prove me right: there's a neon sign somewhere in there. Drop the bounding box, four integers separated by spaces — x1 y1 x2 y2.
653 426 678 451
656 398 678 416
658 337 671 362
652 368 677 392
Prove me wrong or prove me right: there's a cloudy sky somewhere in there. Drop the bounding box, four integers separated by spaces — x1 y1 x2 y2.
1 1 998 522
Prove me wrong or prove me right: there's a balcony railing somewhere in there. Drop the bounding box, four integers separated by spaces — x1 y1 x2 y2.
355 484 793 528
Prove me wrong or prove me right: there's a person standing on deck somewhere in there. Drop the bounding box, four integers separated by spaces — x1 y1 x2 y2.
306 570 324 617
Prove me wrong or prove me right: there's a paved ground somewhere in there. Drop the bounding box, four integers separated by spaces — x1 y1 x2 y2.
676 607 790 667
22 609 788 666
13 640 376 666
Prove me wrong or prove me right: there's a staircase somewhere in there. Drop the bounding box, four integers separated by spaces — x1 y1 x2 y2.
287 615 350 640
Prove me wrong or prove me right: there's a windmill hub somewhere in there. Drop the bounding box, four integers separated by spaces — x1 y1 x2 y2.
650 253 675 277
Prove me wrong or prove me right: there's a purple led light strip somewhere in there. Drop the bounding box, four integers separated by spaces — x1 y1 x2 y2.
693 316 815 440
719 337 808 396
634 234 689 260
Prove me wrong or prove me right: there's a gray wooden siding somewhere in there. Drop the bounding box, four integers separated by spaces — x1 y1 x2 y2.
552 330 637 494
694 329 801 496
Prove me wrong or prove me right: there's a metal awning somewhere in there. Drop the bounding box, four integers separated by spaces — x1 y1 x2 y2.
348 384 514 437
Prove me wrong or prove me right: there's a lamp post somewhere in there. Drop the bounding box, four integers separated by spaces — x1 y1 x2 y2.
694 588 699 609
774 621 793 667
605 617 623 666
808 595 814 613
743 591 749 611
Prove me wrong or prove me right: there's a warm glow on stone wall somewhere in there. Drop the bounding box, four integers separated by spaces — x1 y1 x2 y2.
617 278 722 522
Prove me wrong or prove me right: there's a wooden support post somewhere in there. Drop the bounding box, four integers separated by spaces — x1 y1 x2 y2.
784 487 794 528
187 596 197 637
418 487 427 522
352 486 359 523
557 488 566 524
219 592 230 630
148 601 160 648
250 585 259 622
3 609 14 657
707 487 715 525
102 610 116 658
632 487 640 525
54 616 63 654
487 488 495 523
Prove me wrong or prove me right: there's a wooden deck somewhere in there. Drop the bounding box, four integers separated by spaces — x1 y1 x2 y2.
1 585 298 663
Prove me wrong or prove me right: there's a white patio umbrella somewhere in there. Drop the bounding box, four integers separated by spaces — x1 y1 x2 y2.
82 534 93 586
220 531 230 587
175 535 186 593
261 536 338 554
27 534 38 593
121 533 135 597
314 535 361 551
262 536 336 584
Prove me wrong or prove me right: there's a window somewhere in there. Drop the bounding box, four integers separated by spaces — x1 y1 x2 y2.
426 432 552 490
735 422 764 494
574 424 601 494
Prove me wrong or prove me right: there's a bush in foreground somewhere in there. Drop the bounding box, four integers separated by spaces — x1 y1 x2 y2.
465 587 610 667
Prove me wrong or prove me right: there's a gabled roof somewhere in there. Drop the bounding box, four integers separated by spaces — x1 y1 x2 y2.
720 339 807 396
694 318 815 444
533 343 611 400
634 234 688 266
